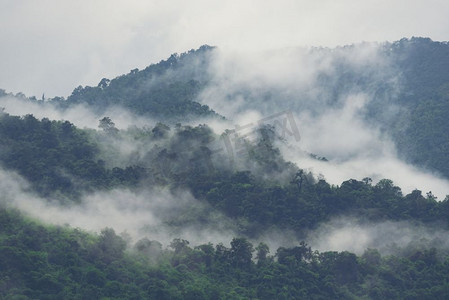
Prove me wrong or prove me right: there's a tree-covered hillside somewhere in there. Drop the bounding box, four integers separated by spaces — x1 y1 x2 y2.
50 45 219 121
2 207 449 300
385 38 449 177
0 113 146 201
1 112 448 239
1 38 449 299
17 39 449 178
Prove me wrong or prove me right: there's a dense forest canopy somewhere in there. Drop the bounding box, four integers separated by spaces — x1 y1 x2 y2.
1 38 449 299
4 38 448 178
2 207 449 299
51 45 219 122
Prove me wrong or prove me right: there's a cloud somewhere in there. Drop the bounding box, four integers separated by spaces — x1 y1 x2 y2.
278 95 449 199
196 42 449 199
0 166 237 248
0 94 155 130
3 164 449 255
308 217 449 255
199 42 395 118
282 100 449 199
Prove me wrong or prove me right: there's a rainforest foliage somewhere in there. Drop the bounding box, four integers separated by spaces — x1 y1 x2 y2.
0 113 146 201
1 113 448 237
1 112 449 298
386 38 449 177
2 38 449 299
50 45 218 121
12 38 449 176
2 207 449 300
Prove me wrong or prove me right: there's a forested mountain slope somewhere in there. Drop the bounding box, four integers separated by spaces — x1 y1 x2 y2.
50 45 219 121
0 113 145 201
386 38 449 177
45 38 449 178
2 207 449 299
1 38 449 299
1 112 448 238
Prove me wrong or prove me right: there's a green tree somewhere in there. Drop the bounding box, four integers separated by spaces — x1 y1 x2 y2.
230 238 254 268
98 117 118 135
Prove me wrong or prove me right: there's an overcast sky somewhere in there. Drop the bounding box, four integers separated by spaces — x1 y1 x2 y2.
1 0 448 98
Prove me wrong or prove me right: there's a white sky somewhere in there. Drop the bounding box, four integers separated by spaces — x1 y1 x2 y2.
1 0 448 97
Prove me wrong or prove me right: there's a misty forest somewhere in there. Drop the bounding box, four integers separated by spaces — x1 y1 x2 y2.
2 37 449 299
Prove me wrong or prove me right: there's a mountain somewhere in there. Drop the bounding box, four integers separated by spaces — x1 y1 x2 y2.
1 39 449 299
3 206 449 299
51 45 220 121
0 114 148 201
13 39 449 178
0 110 447 237
386 38 449 177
